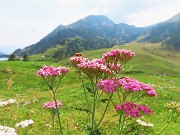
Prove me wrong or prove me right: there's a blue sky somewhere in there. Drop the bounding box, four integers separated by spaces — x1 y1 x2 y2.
0 0 180 54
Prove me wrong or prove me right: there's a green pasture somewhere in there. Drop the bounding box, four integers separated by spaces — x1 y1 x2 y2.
0 42 179 134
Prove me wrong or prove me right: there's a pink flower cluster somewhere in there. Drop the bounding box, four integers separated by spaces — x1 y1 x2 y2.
70 56 89 67
102 49 136 64
115 102 152 118
92 59 104 64
118 77 157 96
97 79 117 93
43 100 62 109
109 63 123 72
77 59 113 76
117 77 143 92
97 77 157 97
141 83 157 97
36 65 69 76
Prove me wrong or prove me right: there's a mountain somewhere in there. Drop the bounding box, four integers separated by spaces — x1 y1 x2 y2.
167 13 180 23
0 52 5 55
137 13 180 50
0 52 9 58
14 14 180 60
14 15 145 59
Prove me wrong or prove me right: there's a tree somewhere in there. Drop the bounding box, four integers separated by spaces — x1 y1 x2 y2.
23 54 29 61
8 54 16 61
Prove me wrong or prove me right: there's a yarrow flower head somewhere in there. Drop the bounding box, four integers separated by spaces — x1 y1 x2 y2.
136 119 153 127
15 119 34 128
77 59 113 79
97 79 117 93
115 102 152 118
0 99 16 107
43 100 62 109
36 65 69 77
0 125 17 135
102 49 136 65
108 63 124 73
70 56 89 68
165 102 180 113
97 77 157 97
117 77 143 92
141 83 157 97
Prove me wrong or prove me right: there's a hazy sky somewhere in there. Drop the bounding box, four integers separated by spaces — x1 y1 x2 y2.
0 0 180 54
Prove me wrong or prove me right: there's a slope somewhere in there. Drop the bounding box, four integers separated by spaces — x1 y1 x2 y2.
14 15 144 57
0 42 179 134
137 13 180 50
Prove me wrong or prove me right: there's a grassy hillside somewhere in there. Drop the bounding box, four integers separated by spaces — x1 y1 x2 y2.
29 44 64 62
0 42 179 134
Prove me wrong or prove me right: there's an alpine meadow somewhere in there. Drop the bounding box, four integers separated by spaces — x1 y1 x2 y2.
0 12 180 135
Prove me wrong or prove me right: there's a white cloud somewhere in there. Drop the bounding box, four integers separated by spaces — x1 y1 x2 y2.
0 0 179 54
125 0 180 26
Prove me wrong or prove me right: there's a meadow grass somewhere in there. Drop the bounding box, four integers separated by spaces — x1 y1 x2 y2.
0 42 179 134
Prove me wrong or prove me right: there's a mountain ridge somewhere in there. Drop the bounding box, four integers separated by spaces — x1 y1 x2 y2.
137 13 180 50
14 13 180 59
14 15 145 58
0 52 6 55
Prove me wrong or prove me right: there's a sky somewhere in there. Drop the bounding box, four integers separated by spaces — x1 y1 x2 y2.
0 0 180 54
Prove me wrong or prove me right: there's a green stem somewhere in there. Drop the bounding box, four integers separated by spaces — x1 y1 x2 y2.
119 115 126 135
133 93 145 102
91 86 96 133
157 112 174 135
96 91 103 102
78 71 91 114
54 77 62 93
42 77 51 88
118 114 122 134
130 93 136 102
53 92 63 135
78 70 91 127
97 93 113 127
117 89 121 103
109 96 116 109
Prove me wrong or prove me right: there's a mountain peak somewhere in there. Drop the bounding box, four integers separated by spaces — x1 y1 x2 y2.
83 15 112 21
167 13 180 23
68 15 115 28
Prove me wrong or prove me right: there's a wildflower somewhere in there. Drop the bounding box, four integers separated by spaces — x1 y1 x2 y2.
70 56 89 67
102 49 136 65
136 119 153 127
97 79 117 93
36 65 69 77
117 77 143 92
45 124 52 128
0 125 17 135
7 99 16 104
165 102 180 113
77 59 113 79
0 99 16 107
108 63 124 73
118 77 157 96
115 102 152 118
147 123 154 127
98 77 157 97
15 119 34 128
91 59 104 64
43 100 62 109
141 83 157 97
138 105 153 114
